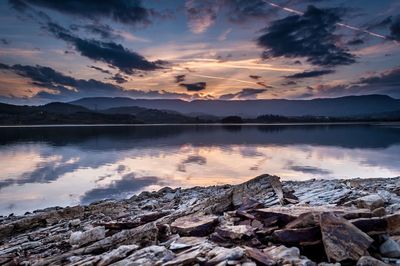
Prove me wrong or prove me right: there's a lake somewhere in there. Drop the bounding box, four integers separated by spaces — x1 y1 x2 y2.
1 124 400 215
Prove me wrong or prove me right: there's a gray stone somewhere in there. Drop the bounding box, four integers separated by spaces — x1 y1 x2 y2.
380 238 400 258
111 245 174 266
356 194 385 210
357 256 388 266
69 226 106 247
97 245 139 265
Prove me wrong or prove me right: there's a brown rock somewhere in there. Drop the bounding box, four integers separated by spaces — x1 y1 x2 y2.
171 214 218 236
285 212 318 229
244 246 276 266
216 225 255 240
272 227 321 245
320 212 373 262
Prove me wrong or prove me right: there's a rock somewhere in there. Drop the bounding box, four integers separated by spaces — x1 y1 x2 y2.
318 263 340 266
169 237 206 250
372 207 386 217
21 241 42 250
264 245 315 265
356 194 385 210
69 226 106 247
206 246 244 265
164 242 213 266
380 238 400 258
285 212 317 229
69 219 81 227
97 245 139 265
357 256 389 266
320 212 373 262
111 245 174 266
215 225 254 240
244 246 275 266
171 214 218 236
272 227 321 245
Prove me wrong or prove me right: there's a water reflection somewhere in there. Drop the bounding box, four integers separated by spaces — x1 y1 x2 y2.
0 124 399 215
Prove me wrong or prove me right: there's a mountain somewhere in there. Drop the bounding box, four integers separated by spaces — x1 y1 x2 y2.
70 94 400 118
0 102 141 125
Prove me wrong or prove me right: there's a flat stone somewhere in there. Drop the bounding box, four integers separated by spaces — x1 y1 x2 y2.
272 227 321 245
356 256 389 266
97 245 139 266
216 225 254 240
171 214 218 237
244 246 275 266
380 238 400 258
207 247 244 265
69 226 106 247
169 237 206 250
356 194 385 210
112 245 174 266
320 212 373 262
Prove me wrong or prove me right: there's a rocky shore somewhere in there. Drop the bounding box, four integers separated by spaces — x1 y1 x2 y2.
1 174 400 265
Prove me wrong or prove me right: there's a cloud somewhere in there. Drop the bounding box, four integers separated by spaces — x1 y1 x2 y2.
390 15 400 40
185 0 218 34
11 0 151 26
45 22 164 74
219 88 267 100
110 73 128 84
257 5 355 67
70 23 120 40
175 74 186 83
249 75 261 80
177 155 207 172
0 38 10 45
314 67 400 98
224 0 276 24
0 62 195 101
80 173 160 204
346 38 364 46
288 165 332 175
285 69 335 79
179 82 206 91
87 65 112 75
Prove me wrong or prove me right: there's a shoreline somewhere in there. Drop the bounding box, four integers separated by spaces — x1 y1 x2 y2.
1 121 400 128
1 175 400 265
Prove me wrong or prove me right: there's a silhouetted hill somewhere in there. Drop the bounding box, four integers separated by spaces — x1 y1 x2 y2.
70 95 400 117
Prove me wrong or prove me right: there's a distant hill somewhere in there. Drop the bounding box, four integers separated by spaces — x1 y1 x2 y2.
70 94 400 118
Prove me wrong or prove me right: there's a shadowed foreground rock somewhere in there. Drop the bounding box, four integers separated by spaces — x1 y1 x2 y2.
1 174 400 265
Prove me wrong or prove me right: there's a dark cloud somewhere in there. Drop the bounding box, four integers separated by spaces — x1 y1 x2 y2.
0 38 10 45
347 38 364 46
281 80 297 86
289 165 331 175
314 67 400 98
0 63 194 101
45 22 164 74
286 69 335 79
11 0 151 26
70 23 119 40
179 82 206 91
81 173 160 204
88 65 112 75
175 74 186 83
219 88 267 100
257 5 355 67
110 73 128 84
177 155 207 172
390 15 400 40
185 0 218 33
224 0 276 24
249 75 261 80
256 81 273 89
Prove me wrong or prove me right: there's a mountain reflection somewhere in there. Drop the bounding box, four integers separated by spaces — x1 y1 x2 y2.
0 124 399 215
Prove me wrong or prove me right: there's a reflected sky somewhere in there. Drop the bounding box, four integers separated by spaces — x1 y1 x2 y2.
0 124 400 215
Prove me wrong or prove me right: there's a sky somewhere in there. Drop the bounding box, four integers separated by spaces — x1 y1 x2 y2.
0 0 399 104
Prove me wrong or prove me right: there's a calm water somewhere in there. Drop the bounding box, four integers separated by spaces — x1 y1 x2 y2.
1 124 400 215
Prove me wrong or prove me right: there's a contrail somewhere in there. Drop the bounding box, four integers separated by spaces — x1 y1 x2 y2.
263 0 395 43
190 73 264 86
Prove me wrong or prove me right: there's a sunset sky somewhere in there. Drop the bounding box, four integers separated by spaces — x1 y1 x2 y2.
0 0 399 104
